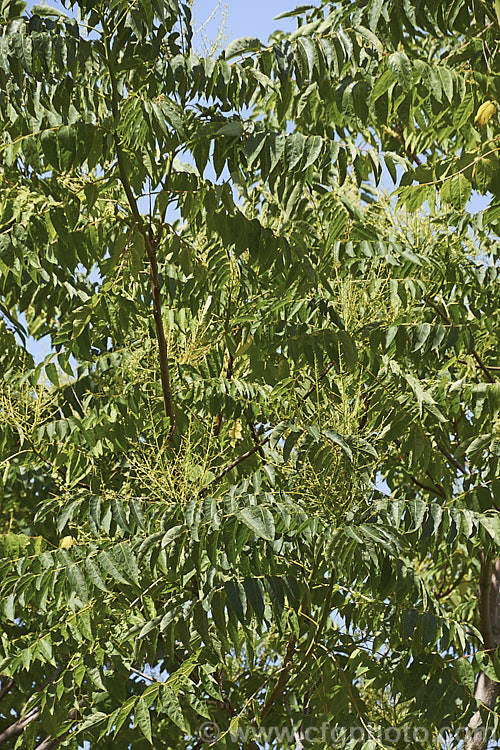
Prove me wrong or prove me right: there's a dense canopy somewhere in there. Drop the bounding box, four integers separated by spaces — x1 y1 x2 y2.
0 0 499 748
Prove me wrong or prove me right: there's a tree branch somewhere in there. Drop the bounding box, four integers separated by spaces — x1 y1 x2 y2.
0 666 64 745
34 700 86 750
394 438 447 499
425 297 496 385
248 420 266 458
211 362 337 484
260 635 296 721
0 706 41 745
385 124 422 165
465 556 500 750
478 555 494 653
0 676 15 703
213 670 261 750
103 22 176 439
435 440 469 475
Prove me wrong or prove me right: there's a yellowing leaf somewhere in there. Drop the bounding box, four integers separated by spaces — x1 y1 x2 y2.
474 100 496 129
59 535 75 549
229 420 243 447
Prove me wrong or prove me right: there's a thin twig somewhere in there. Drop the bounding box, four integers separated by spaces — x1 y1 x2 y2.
249 421 266 458
425 297 496 384
212 361 337 483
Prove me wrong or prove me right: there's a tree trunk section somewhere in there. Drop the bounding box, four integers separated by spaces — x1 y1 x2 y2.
465 557 500 750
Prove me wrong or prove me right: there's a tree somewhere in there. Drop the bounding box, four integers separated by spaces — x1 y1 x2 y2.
0 0 499 748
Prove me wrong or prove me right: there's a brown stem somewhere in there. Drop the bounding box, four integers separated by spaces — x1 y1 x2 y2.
435 440 469 475
260 635 296 721
103 22 175 438
213 440 269 483
438 567 468 599
465 557 500 750
478 555 494 653
146 232 176 438
471 349 495 385
302 362 335 401
0 666 64 745
394 438 447 499
385 124 422 165
409 474 447 499
214 348 235 437
248 421 266 458
0 677 15 703
34 700 85 750
425 297 496 385
0 706 41 745
212 362 336 483
212 671 261 750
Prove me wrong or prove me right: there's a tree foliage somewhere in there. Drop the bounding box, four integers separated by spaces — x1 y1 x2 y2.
0 0 499 747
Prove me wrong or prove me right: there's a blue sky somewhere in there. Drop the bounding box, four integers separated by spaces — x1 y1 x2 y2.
191 0 300 45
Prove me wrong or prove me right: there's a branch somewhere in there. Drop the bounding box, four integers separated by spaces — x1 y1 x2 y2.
213 671 261 750
435 440 469 475
438 567 468 599
466 556 500 750
0 677 15 703
103 23 176 439
394 438 447 499
478 555 494 653
0 666 64 745
212 362 336 483
471 349 495 385
302 362 334 401
385 124 422 165
249 420 266 459
212 440 269 483
0 706 41 745
145 231 176 438
408 474 447 499
425 297 496 385
214 346 235 437
260 635 296 721
34 700 86 750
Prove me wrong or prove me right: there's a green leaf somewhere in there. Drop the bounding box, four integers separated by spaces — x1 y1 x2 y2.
338 330 358 369
224 580 247 622
244 577 266 621
85 557 108 592
63 558 89 602
162 525 186 547
275 5 316 20
412 323 431 352
238 506 275 541
440 174 472 210
45 361 59 387
387 52 412 90
302 135 323 171
480 515 500 543
217 121 244 137
296 37 317 78
31 4 68 17
323 430 353 461
135 697 153 744
160 688 188 732
98 550 130 585
129 230 145 276
225 37 262 60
